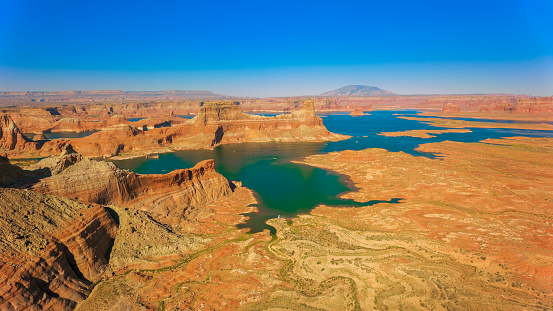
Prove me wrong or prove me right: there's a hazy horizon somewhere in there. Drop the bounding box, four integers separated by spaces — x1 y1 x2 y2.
1 1 552 97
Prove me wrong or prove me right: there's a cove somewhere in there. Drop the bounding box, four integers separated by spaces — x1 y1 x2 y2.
114 142 380 233
113 111 553 233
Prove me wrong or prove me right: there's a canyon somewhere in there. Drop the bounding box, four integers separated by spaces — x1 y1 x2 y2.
0 144 241 310
0 100 347 159
1 92 553 310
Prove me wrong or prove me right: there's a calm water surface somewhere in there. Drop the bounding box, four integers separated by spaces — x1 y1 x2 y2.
114 110 553 233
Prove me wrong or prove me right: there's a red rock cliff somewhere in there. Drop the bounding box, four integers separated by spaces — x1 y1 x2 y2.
0 114 39 152
29 147 233 226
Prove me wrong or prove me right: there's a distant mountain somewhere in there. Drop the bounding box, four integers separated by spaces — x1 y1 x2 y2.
321 85 396 96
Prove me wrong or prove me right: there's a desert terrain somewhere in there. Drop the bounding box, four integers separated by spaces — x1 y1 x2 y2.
1 92 553 310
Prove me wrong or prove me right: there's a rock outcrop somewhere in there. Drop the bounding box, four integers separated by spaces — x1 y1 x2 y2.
104 204 203 271
38 124 144 158
488 97 553 114
132 114 185 130
350 107 365 116
33 134 47 141
0 146 238 307
0 155 35 187
189 100 346 144
441 103 461 113
4 100 347 159
0 188 117 310
0 114 39 152
29 148 233 226
195 101 250 124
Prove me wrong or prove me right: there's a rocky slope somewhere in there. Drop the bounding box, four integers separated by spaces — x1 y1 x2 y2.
0 145 240 309
28 146 234 227
0 188 117 310
28 147 236 274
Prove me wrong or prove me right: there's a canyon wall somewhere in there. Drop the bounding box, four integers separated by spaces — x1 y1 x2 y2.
28 146 233 226
0 144 238 309
0 115 39 152
2 100 347 159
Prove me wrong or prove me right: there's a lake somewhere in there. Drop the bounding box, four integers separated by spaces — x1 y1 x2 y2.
113 110 553 233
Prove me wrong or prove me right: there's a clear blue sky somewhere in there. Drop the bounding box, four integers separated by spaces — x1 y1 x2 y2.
1 0 552 97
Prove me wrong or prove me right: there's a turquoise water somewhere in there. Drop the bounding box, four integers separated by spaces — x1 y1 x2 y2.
113 110 553 233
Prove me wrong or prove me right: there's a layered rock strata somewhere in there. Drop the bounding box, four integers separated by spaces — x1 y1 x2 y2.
190 100 346 144
28 148 233 227
4 100 347 159
0 114 39 152
0 188 117 310
1 145 238 309
441 102 461 112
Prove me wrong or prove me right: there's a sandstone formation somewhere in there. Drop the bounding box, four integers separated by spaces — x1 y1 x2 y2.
4 100 347 159
190 100 346 144
132 113 185 130
28 147 233 226
1 146 241 310
194 101 250 123
33 134 47 141
27 150 236 274
0 188 117 310
487 97 553 113
350 107 365 116
0 114 39 152
74 185 263 311
0 155 31 187
441 102 461 112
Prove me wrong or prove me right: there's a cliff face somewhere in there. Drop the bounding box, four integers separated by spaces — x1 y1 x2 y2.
38 124 145 158
190 100 345 144
4 100 347 159
0 188 117 310
195 102 250 124
0 144 239 309
441 103 461 113
0 114 39 152
29 148 233 226
489 97 553 113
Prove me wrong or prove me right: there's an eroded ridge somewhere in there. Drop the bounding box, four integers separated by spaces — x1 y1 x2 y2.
274 137 552 309
1 100 348 159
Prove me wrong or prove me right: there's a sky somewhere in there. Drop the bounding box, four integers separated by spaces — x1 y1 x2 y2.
0 0 552 97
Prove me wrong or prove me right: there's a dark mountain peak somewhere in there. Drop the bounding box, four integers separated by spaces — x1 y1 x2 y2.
321 85 396 96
